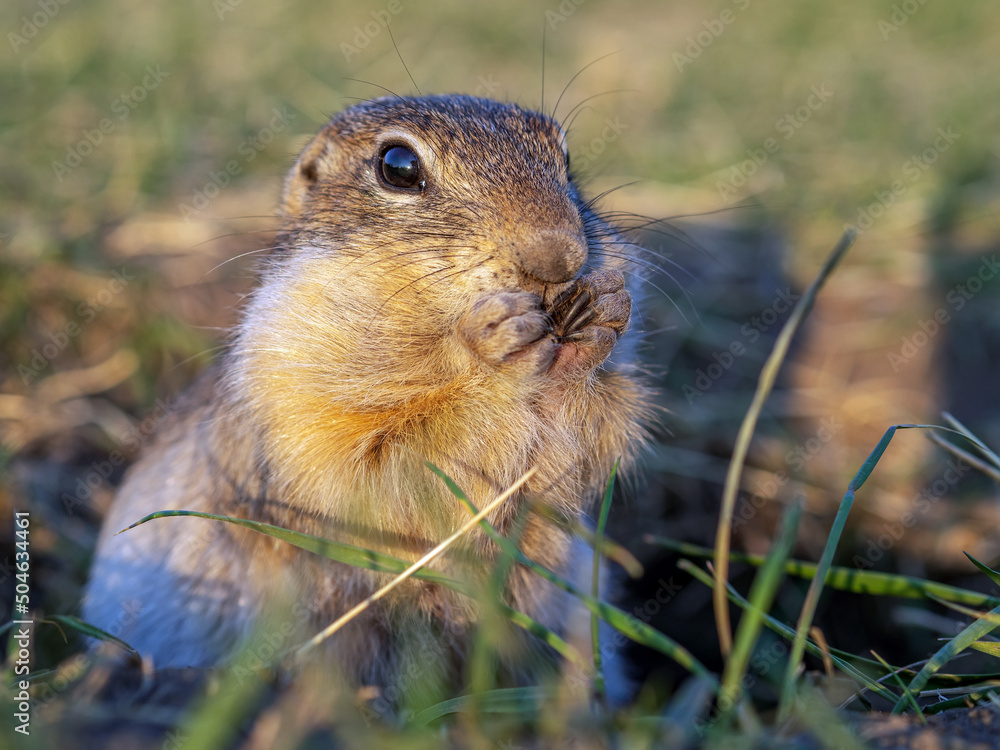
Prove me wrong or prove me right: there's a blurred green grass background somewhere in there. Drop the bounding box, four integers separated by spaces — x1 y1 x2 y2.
5 0 999 268
4 0 1000 393
3 0 1000 743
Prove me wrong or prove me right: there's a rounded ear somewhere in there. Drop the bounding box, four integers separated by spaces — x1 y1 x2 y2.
281 130 334 220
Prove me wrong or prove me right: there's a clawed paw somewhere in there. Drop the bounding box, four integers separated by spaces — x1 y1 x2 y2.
550 270 630 340
458 292 556 371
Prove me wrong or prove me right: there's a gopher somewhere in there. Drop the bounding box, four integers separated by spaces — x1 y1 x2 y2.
84 94 653 701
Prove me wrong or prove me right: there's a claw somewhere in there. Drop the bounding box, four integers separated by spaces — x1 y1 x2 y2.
548 287 577 314
564 305 597 335
561 290 592 334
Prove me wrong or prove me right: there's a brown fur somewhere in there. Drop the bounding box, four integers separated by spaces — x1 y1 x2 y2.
84 95 654 696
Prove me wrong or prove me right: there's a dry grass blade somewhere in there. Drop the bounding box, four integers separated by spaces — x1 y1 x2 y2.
292 467 537 658
713 228 856 655
926 432 1000 482
942 412 1000 468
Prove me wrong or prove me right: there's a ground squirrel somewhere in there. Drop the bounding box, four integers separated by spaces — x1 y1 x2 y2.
83 94 654 700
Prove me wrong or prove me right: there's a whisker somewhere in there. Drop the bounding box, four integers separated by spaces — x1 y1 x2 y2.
552 51 621 121
343 77 403 100
613 241 696 282
387 24 420 96
540 22 546 114
589 213 714 260
198 215 282 223
200 246 283 282
590 249 692 298
561 106 593 150
585 219 706 264
366 263 459 331
559 89 636 152
587 248 699 327
588 247 688 285
414 261 483 296
579 181 644 212
166 344 229 375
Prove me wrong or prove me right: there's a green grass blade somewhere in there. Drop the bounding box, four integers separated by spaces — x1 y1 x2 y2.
121 509 468 592
968 641 1000 657
927 595 1000 626
893 601 1000 712
513 489 644 579
779 470 867 720
645 536 1000 608
573 523 643 579
964 553 1000 589
591 459 619 703
496 603 586 667
871 651 924 722
45 615 138 656
411 686 552 726
659 675 718 744
679 560 898 704
470 505 529 698
425 460 479 515
722 495 803 713
921 690 1000 714
180 657 268 750
713 228 856 655
122 508 583 670
427 463 715 681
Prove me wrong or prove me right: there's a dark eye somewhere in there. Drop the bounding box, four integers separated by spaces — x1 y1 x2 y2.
379 145 423 190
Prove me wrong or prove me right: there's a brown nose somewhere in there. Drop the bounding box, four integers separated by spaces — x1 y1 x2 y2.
513 230 588 284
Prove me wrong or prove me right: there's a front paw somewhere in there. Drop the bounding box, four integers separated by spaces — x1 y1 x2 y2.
548 270 631 373
551 270 630 338
458 292 556 370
